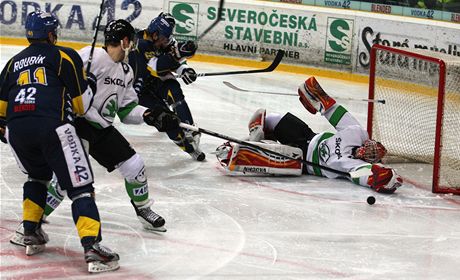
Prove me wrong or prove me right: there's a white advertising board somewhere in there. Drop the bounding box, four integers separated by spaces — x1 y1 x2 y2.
1 0 459 76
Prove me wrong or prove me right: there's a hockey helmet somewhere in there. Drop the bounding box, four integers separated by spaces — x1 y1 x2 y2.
25 11 59 40
146 16 173 39
104 19 135 45
354 139 387 163
158 12 176 28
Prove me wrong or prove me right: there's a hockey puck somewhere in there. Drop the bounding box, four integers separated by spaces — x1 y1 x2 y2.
367 196 376 205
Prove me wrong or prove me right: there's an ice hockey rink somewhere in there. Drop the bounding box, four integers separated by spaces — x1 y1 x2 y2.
1 44 459 279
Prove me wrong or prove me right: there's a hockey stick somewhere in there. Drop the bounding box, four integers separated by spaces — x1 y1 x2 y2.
223 81 386 104
86 0 105 73
180 123 372 179
197 0 225 41
177 49 285 79
192 49 285 78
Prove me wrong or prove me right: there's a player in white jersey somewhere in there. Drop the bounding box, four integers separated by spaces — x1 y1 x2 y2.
216 77 403 194
9 20 181 246
67 20 180 230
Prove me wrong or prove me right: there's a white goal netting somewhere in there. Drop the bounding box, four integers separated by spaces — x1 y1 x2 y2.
369 46 460 193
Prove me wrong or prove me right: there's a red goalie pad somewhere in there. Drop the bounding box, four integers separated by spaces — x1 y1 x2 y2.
216 142 302 175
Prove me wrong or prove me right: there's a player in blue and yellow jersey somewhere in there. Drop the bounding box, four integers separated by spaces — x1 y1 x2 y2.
0 11 119 273
128 12 205 161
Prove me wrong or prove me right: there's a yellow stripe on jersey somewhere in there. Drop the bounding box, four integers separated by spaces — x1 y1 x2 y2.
75 216 100 239
23 198 45 223
72 95 85 116
0 100 7 117
147 65 159 77
59 50 83 95
61 88 65 121
167 89 175 103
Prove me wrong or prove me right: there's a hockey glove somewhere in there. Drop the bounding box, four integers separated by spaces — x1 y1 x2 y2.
0 117 6 144
171 40 197 61
133 77 144 94
179 67 197 85
367 164 403 194
86 72 97 95
163 37 177 54
143 106 181 132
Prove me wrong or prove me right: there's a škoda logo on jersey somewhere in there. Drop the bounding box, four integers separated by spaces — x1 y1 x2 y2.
169 2 199 41
104 77 126 87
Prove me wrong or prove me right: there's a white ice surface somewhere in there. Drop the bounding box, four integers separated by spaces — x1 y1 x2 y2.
1 45 459 279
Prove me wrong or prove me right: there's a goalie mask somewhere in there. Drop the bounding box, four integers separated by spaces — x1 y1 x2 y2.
354 139 387 163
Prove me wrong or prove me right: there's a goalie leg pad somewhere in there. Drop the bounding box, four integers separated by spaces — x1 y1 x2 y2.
248 108 266 141
216 142 303 176
298 76 336 115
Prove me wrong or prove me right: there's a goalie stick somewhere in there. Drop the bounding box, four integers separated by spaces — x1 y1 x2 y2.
180 123 373 179
223 81 386 104
197 0 225 41
86 0 105 73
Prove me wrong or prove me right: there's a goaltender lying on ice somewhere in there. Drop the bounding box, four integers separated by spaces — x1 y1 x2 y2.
215 77 403 194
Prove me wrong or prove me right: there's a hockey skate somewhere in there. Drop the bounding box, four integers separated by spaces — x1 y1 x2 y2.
23 225 49 256
185 130 205 161
298 76 336 114
10 222 26 247
85 242 120 273
130 200 167 232
10 220 49 247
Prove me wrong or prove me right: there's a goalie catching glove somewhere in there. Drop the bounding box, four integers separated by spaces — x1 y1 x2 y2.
143 106 181 132
367 164 403 194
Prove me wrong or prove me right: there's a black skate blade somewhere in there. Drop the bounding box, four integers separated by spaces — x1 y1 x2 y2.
144 226 167 233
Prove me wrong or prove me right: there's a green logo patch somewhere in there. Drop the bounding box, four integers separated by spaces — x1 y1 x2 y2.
169 2 199 41
324 18 353 65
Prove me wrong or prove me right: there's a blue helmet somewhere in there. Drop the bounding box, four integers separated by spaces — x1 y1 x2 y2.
158 12 176 28
146 16 173 39
25 11 59 40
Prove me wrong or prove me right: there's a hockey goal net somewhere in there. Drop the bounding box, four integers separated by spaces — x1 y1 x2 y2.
367 44 460 194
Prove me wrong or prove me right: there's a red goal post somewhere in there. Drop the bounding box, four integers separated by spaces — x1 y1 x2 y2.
367 44 460 194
